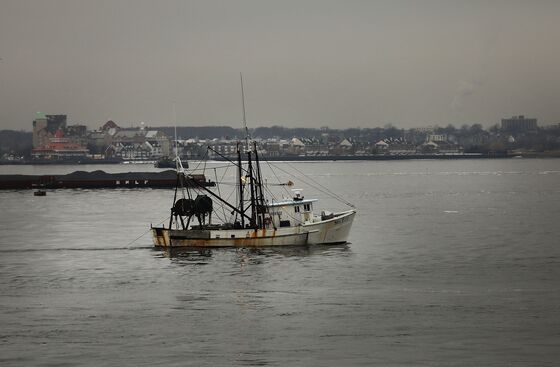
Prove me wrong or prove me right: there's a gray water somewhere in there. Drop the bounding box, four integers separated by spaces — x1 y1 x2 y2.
1 159 559 366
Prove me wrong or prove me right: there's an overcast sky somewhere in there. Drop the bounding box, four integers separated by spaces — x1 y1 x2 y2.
1 0 559 131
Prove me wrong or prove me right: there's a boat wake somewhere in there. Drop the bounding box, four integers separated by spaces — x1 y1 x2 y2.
0 246 153 253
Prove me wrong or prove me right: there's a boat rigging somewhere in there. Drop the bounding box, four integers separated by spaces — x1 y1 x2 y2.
150 76 356 247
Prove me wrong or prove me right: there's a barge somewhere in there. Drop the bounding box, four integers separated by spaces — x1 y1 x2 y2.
0 170 214 190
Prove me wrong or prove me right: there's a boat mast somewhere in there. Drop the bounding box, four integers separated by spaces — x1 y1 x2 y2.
253 141 266 229
237 143 244 228
169 173 180 229
239 72 260 229
247 151 257 229
240 73 250 153
173 102 178 160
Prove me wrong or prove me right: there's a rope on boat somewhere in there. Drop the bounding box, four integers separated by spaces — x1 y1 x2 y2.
214 167 228 221
183 163 233 171
124 216 170 248
264 160 293 198
265 160 356 209
188 150 209 175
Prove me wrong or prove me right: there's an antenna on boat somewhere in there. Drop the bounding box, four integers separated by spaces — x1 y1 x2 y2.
240 72 250 152
172 101 187 173
172 101 179 170
173 101 178 159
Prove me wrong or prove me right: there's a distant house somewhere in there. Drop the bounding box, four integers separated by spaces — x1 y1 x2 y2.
420 141 439 153
419 140 463 154
375 140 389 151
263 141 281 157
109 129 171 160
329 138 354 155
101 120 119 131
289 138 305 155
258 139 289 157
339 138 353 149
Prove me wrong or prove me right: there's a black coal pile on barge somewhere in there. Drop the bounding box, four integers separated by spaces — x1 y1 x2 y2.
0 170 214 190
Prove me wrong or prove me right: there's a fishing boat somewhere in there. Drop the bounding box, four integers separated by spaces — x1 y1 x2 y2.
150 143 355 248
151 75 355 248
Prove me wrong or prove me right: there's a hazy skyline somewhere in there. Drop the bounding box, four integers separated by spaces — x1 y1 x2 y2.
1 0 559 131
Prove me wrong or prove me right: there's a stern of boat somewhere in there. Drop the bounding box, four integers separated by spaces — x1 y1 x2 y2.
152 226 171 247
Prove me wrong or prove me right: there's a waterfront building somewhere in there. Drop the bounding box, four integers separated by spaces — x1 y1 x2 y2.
374 139 418 155
31 128 88 160
31 114 92 160
428 134 447 142
109 129 171 160
32 113 67 148
208 139 238 159
86 120 120 155
501 115 537 132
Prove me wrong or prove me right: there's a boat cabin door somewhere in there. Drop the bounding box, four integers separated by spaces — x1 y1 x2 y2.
292 202 313 225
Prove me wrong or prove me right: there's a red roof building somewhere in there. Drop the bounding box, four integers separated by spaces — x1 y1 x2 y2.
31 129 89 159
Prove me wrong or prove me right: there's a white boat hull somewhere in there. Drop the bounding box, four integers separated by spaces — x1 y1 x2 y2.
151 209 355 248
152 227 310 248
304 209 356 244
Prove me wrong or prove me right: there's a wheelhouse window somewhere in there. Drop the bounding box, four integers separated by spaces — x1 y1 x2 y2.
294 206 300 213
304 204 310 211
280 220 291 227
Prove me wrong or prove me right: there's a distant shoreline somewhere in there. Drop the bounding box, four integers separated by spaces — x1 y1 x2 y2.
2 152 560 165
224 152 558 162
235 153 510 162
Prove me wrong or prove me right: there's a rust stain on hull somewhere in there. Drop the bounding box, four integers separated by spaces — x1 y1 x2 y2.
151 227 306 248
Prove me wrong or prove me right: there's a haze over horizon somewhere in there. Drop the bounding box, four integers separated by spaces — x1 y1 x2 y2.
1 0 559 131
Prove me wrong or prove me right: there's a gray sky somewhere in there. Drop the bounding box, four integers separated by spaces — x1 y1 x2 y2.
1 0 559 131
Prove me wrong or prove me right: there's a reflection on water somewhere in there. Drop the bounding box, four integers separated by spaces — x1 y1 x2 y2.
154 247 214 262
155 243 351 262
